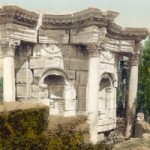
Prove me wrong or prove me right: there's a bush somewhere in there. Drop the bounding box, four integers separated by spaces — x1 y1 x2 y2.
0 103 112 149
0 102 49 150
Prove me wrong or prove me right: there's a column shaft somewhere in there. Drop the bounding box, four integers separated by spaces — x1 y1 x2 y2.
87 57 100 143
3 56 15 102
125 64 138 138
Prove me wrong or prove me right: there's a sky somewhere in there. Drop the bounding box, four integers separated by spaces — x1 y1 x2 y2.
0 0 150 28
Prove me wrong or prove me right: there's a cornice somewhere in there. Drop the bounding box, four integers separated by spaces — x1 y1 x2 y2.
0 5 149 41
107 23 148 41
0 5 39 28
42 8 119 30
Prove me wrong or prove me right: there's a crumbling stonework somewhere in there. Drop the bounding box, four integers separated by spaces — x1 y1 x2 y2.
134 113 150 138
0 5 148 143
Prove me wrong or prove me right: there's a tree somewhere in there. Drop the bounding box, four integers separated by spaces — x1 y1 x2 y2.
138 37 150 122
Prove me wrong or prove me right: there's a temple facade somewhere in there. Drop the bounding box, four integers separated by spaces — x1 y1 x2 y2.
0 5 148 143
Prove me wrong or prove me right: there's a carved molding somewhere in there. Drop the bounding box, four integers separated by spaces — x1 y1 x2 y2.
129 54 140 66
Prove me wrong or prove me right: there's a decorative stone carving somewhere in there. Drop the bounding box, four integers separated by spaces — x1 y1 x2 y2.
129 54 140 66
100 50 114 63
0 38 20 56
42 44 62 57
86 43 101 57
134 41 141 53
86 27 107 57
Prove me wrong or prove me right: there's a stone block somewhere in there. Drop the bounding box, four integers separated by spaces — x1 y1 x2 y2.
33 69 43 78
65 99 76 111
30 57 64 69
70 58 88 71
78 99 86 111
39 89 48 99
31 85 39 98
98 120 104 126
102 125 109 132
45 58 64 69
15 57 29 69
39 29 69 44
65 85 76 100
77 86 86 100
29 58 45 69
16 69 33 84
76 71 88 85
65 70 75 80
16 84 31 97
70 26 100 44
61 45 78 57
63 58 70 69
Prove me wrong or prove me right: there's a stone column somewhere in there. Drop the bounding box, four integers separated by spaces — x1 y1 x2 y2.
125 53 139 139
86 27 107 144
87 43 101 144
1 39 20 102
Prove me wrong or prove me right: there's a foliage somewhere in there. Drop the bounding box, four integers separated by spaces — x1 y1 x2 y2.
117 58 129 117
48 126 84 150
47 117 112 150
138 38 150 122
0 105 112 149
0 106 49 150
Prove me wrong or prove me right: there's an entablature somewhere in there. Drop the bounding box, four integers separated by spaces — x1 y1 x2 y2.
0 5 149 52
0 5 38 28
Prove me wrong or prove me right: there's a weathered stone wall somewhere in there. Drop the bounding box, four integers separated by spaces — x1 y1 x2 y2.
15 44 88 114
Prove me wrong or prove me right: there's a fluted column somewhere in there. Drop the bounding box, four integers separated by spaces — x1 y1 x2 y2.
125 53 139 138
1 39 20 102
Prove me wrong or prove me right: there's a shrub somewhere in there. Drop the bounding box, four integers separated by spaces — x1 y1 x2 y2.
0 102 49 150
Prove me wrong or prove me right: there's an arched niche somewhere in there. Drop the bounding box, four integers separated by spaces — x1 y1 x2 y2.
38 68 76 116
98 73 116 132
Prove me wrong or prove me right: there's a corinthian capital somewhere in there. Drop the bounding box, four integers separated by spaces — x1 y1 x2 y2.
86 27 107 57
9 39 20 49
86 42 101 57
129 54 140 66
0 38 20 56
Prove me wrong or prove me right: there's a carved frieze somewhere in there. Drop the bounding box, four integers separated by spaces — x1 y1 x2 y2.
32 44 64 69
33 44 62 57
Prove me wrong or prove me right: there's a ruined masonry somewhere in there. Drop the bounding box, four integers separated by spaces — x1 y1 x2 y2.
0 5 148 143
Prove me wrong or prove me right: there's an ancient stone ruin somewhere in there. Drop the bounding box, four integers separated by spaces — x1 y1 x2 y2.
0 5 148 143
